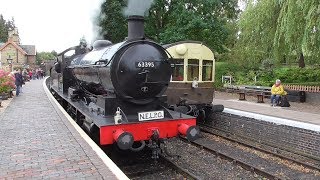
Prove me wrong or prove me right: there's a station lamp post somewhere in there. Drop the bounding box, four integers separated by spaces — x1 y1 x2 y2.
7 57 13 72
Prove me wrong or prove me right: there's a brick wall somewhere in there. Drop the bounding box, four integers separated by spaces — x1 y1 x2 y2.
209 113 320 160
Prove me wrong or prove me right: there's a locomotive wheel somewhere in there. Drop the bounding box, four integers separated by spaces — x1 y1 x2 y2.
89 125 100 144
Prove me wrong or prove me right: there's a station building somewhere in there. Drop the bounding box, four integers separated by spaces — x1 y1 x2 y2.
0 28 36 71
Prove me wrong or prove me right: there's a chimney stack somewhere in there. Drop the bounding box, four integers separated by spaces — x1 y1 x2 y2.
127 15 145 40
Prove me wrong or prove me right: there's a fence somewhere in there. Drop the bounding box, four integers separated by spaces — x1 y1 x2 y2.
283 84 320 93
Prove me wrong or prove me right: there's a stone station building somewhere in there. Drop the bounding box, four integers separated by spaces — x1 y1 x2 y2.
0 28 36 71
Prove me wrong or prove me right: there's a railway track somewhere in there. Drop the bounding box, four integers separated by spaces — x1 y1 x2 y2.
180 136 280 180
199 122 320 171
106 148 199 179
180 124 320 179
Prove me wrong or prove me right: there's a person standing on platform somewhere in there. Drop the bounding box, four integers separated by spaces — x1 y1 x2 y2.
271 79 287 106
28 70 32 80
14 69 23 96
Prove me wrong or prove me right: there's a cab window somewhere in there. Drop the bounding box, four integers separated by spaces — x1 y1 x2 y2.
202 60 213 81
171 59 184 81
187 59 199 81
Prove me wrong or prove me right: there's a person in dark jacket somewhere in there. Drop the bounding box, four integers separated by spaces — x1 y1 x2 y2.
14 69 23 96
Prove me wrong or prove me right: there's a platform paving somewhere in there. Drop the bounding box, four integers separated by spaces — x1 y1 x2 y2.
0 80 122 179
213 98 320 126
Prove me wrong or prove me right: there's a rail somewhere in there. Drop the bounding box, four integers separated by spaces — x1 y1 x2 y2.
198 124 320 171
180 136 281 180
159 155 200 180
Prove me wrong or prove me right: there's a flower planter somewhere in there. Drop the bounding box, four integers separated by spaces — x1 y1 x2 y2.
0 93 8 100
8 90 13 98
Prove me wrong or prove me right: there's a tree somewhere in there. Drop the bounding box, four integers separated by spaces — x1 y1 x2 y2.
0 15 7 42
96 0 239 53
0 15 16 42
153 0 239 52
96 0 127 43
51 50 58 56
231 0 281 68
274 0 320 68
36 52 56 65
233 0 320 68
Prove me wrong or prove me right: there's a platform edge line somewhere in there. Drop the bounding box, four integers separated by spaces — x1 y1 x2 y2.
224 108 320 132
42 77 129 180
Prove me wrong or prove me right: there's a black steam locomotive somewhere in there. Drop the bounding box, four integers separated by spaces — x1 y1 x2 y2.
49 16 200 158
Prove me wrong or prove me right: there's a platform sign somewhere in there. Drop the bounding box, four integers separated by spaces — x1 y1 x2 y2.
138 110 164 121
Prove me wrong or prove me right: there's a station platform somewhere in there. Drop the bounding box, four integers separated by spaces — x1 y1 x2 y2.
213 98 320 126
0 79 128 179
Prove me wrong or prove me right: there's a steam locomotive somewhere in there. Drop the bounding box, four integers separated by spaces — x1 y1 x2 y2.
48 16 200 158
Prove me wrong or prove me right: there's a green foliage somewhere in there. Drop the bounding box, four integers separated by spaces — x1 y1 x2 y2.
96 0 239 53
36 52 56 65
214 62 244 88
96 0 127 43
0 15 15 43
232 0 320 68
273 67 320 84
215 65 320 88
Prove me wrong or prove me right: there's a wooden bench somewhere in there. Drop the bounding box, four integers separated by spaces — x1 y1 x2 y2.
238 89 271 103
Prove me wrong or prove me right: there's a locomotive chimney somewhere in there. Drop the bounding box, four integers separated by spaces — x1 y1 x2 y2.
127 15 145 40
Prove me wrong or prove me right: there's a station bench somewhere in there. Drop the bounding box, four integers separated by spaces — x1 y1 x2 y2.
238 90 270 103
237 88 305 103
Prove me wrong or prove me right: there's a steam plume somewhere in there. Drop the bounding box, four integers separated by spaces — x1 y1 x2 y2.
124 0 154 16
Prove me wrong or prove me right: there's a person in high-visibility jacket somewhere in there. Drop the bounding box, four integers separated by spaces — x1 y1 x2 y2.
271 79 287 106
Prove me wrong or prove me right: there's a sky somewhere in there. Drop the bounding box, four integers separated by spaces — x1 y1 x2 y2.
0 0 103 52
0 0 245 53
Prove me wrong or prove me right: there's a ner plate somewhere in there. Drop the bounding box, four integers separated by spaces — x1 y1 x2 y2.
138 110 164 121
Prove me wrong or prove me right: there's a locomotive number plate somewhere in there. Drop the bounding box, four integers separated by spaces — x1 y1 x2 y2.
138 110 164 121
136 61 155 68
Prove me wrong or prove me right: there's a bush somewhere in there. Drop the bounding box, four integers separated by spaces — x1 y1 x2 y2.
214 62 244 88
215 62 320 87
0 69 15 94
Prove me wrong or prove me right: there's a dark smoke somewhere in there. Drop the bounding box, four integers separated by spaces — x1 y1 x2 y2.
124 0 154 16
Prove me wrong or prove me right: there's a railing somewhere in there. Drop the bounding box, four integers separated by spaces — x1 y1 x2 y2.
283 84 320 93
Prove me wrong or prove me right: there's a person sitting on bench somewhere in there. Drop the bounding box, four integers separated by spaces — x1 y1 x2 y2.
271 79 287 106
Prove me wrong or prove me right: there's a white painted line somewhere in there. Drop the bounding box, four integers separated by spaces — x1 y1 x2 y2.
223 108 320 132
43 77 129 180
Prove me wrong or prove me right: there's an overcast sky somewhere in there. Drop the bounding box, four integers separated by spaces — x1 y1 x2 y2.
0 0 245 53
0 0 103 52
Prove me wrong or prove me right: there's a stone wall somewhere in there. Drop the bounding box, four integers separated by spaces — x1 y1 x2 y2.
209 113 320 160
1 44 27 66
305 92 320 105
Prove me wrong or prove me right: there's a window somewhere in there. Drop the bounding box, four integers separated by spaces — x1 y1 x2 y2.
171 59 184 81
202 60 213 81
187 59 199 81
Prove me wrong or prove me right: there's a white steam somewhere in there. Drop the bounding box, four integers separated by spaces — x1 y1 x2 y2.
124 0 154 16
91 0 106 42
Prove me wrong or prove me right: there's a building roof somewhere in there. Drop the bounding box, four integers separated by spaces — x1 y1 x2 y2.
20 45 36 56
0 41 27 55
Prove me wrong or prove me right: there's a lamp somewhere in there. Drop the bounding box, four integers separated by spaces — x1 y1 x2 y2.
7 57 13 72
